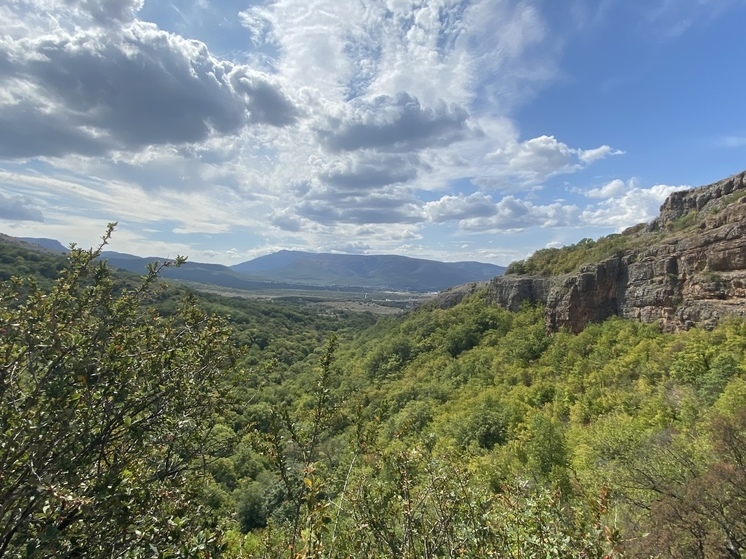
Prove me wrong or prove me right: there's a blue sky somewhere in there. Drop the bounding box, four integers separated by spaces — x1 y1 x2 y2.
0 0 745 266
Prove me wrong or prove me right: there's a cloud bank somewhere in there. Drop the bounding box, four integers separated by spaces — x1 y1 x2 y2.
0 0 720 265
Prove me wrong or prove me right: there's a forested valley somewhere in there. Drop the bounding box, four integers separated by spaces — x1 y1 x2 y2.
2 229 745 558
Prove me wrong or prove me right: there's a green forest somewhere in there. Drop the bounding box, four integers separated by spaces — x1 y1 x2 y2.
2 228 745 558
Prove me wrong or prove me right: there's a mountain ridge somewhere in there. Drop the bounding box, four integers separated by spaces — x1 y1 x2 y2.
231 250 505 291
8 240 505 293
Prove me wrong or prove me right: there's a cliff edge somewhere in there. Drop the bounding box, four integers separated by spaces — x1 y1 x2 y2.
488 170 746 332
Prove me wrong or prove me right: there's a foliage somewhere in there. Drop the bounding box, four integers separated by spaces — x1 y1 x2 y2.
330 442 619 559
667 210 700 232
226 290 746 558
504 191 742 277
5 227 746 558
505 236 634 276
504 216 685 276
0 225 239 558
0 236 66 288
240 336 621 559
619 405 746 558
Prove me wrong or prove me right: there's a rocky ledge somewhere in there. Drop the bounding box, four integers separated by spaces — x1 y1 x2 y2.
487 170 746 332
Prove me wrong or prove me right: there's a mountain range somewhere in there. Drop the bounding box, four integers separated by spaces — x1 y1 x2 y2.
15 239 505 293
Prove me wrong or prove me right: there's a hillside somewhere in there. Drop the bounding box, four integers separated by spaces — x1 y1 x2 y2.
11 239 505 293
230 250 505 291
478 170 746 332
18 237 69 252
99 252 303 292
2 203 746 558
0 234 67 285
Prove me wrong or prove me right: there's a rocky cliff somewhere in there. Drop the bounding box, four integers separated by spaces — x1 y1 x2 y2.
487 170 746 332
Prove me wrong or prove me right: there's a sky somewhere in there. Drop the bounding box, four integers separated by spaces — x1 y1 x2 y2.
1 0 745 266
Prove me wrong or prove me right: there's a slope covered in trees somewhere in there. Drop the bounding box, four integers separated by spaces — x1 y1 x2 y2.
2 229 745 558
215 291 745 558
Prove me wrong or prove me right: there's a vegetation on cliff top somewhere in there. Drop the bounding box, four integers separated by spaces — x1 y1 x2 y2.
504 206 710 277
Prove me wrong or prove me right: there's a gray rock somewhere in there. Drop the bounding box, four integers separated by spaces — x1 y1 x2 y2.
490 171 746 332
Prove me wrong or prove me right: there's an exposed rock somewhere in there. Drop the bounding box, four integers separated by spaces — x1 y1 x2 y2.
430 281 488 309
648 171 746 231
489 171 746 332
545 257 627 333
486 276 553 312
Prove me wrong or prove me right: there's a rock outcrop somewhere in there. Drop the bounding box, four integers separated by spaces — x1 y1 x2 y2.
488 171 746 332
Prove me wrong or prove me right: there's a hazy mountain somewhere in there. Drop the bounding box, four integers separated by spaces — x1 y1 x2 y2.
4 236 505 293
231 250 505 292
99 253 294 292
19 237 69 252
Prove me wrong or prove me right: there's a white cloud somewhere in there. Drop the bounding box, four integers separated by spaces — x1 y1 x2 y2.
458 196 581 232
581 183 689 229
0 165 263 234
719 135 746 148
325 240 372 254
585 178 629 199
424 192 496 223
318 153 422 191
0 191 44 221
483 135 621 187
315 92 476 153
290 186 425 226
487 135 574 177
578 145 624 164
64 0 144 26
641 0 740 40
0 15 297 159
238 4 276 46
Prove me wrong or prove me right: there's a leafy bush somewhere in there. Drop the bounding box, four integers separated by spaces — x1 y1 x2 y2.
0 226 239 558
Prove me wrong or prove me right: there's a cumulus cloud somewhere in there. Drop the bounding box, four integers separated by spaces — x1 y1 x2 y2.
316 92 475 153
459 196 581 232
269 208 305 232
296 199 422 226
585 178 629 199
578 144 624 164
276 186 424 228
318 153 422 191
424 192 497 223
0 192 44 221
483 135 622 186
64 0 144 25
487 135 574 178
0 17 297 159
582 183 689 229
325 240 372 254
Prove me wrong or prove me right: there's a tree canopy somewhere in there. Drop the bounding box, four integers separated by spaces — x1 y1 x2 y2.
3 228 746 558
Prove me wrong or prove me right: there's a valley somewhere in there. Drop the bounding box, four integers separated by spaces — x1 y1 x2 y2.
2 172 746 558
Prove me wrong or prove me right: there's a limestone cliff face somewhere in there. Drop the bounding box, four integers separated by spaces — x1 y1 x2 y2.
488 171 746 332
487 276 553 312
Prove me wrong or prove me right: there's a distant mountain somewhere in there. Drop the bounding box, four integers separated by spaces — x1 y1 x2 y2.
20 237 69 252
99 253 289 291
4 236 505 293
233 250 309 274
231 250 505 292
97 251 361 293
